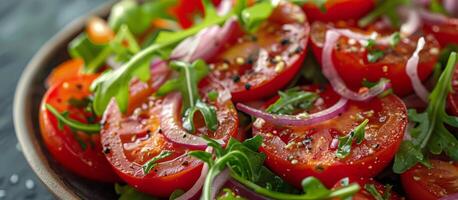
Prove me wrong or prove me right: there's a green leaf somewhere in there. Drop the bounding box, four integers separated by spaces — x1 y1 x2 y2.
115 183 157 200
389 32 401 48
367 50 385 63
240 1 274 32
68 33 110 73
290 0 327 12
266 88 318 115
45 104 100 133
183 100 218 132
208 90 219 101
217 188 247 200
300 177 331 198
336 119 369 159
188 150 214 166
142 150 173 174
429 0 448 15
364 184 384 200
169 189 185 200
358 0 409 27
394 52 458 173
108 0 176 35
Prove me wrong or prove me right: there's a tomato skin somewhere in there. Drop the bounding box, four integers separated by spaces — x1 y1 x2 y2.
253 86 407 187
423 18 458 46
302 0 375 22
209 2 310 102
332 178 401 200
172 0 221 29
39 75 119 182
401 160 458 200
45 59 84 87
310 21 440 96
101 72 239 197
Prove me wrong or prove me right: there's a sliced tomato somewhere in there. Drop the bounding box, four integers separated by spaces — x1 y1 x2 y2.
423 17 458 46
100 81 239 197
302 0 375 22
45 59 84 87
39 75 119 182
333 177 401 200
252 85 407 187
447 65 458 116
401 159 458 200
310 21 440 96
207 2 309 102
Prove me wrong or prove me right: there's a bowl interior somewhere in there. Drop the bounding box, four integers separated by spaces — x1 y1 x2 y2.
14 1 119 199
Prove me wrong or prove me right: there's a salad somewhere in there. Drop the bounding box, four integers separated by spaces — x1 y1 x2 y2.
38 0 458 199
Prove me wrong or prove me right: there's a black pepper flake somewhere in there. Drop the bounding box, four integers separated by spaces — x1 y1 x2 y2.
250 35 258 41
294 47 303 54
280 38 291 46
315 165 324 172
231 75 240 83
103 146 111 154
182 134 187 138
182 161 189 166
246 57 254 65
245 83 252 90
76 84 83 90
158 129 162 133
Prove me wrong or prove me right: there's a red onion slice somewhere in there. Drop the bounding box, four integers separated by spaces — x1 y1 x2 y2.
210 168 231 199
236 98 348 127
419 9 449 25
322 30 391 101
406 37 429 102
444 0 458 17
160 93 223 150
171 18 238 62
226 179 271 200
400 8 421 37
175 147 212 200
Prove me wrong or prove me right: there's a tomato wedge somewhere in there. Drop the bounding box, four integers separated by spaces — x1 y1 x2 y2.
401 159 458 200
207 2 309 102
252 86 407 187
302 0 375 22
100 82 239 197
39 75 119 182
172 0 221 29
310 21 440 96
332 178 401 200
45 59 84 87
423 17 458 46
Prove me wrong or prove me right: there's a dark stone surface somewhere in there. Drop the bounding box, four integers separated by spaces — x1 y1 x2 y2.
0 0 108 199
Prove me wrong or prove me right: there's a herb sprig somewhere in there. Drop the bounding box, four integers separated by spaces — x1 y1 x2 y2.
189 136 360 200
266 87 318 115
45 104 100 133
336 119 369 159
393 52 458 173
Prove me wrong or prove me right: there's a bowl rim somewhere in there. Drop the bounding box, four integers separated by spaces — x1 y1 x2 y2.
13 1 114 199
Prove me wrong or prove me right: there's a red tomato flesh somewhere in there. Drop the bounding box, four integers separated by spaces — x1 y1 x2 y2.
401 160 458 200
39 75 119 182
253 85 407 187
310 21 440 96
207 2 310 102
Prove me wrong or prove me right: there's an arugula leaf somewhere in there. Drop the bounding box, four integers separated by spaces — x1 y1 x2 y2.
358 0 409 27
290 0 327 12
389 32 401 48
364 184 383 200
265 88 318 115
169 189 185 200
45 104 100 133
108 0 176 35
115 183 156 200
367 50 385 63
240 1 274 32
190 136 360 200
393 52 458 173
336 119 369 159
142 150 173 174
183 100 218 132
429 0 448 15
68 33 111 73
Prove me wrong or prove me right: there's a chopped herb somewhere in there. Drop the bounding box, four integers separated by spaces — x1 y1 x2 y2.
336 119 369 159
189 136 360 200
367 50 385 63
217 188 247 200
45 104 100 133
115 183 156 200
429 0 447 15
208 90 219 101
393 52 458 173
364 184 392 200
358 0 409 27
142 150 173 174
169 189 185 200
266 87 318 115
183 100 218 132
239 1 274 33
290 0 327 12
389 32 401 48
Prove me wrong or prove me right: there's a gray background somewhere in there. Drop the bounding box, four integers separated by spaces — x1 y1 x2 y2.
0 0 108 199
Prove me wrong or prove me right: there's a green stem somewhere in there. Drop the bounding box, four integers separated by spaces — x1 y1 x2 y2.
45 104 100 133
